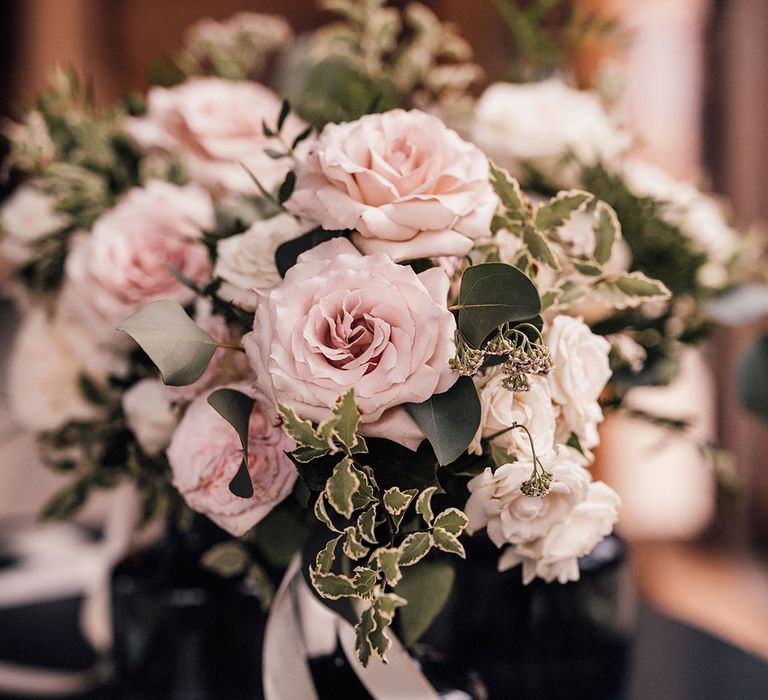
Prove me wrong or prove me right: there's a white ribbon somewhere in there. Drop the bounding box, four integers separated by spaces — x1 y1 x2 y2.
263 557 441 700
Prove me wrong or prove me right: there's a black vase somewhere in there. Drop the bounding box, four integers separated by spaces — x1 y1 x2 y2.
431 534 633 700
111 515 269 700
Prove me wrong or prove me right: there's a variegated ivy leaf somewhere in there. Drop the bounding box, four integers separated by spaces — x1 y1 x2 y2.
432 508 469 536
343 526 369 561
415 486 439 525
357 507 378 544
489 162 527 226
557 279 588 307
571 259 603 277
534 190 593 231
325 457 361 519
382 487 415 516
592 272 671 310
372 547 402 586
432 527 466 558
314 493 340 532
277 403 333 463
244 563 275 612
593 201 620 265
540 288 562 311
315 534 342 574
331 389 367 454
116 300 217 386
351 468 377 511
398 531 433 567
523 223 560 270
310 570 359 600
355 593 407 666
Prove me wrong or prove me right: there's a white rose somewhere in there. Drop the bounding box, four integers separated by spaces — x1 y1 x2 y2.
545 316 611 449
465 445 590 547
471 80 630 186
7 309 126 431
122 379 180 455
0 184 67 266
469 371 556 458
498 481 620 583
214 213 311 310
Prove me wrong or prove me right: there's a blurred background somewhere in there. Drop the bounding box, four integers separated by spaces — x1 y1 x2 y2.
1 0 767 677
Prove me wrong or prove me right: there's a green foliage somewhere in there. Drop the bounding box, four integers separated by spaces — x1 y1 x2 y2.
737 332 768 423
117 300 220 386
533 190 593 230
283 392 470 665
396 561 455 647
207 388 256 498
201 541 251 577
405 377 481 466
275 227 350 277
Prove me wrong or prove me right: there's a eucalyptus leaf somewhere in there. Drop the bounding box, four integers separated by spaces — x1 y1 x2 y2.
116 300 217 386
455 262 541 347
405 376 481 466
208 388 255 498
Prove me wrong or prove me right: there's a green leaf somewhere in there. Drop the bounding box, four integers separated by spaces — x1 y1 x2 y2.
275 227 348 277
593 201 619 265
331 389 363 453
310 570 359 599
201 542 250 578
432 527 466 558
405 376 481 466
314 493 339 532
489 162 527 224
316 534 342 573
278 170 296 204
325 457 361 518
382 487 415 516
455 262 541 347
372 547 402 586
523 223 560 269
264 147 288 160
277 99 291 132
116 300 217 386
357 507 378 544
534 190 593 230
244 562 275 611
277 402 332 461
592 272 671 309
737 332 768 422
432 508 469 536
398 531 433 567
207 388 255 499
262 119 276 137
355 606 377 667
572 260 603 276
291 124 313 150
396 561 455 647
342 526 369 560
415 486 439 525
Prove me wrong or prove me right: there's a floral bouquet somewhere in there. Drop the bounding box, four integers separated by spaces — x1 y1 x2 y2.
0 1 708 694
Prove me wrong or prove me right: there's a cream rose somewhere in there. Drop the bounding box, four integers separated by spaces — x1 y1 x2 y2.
167 385 297 536
243 237 457 449
469 372 556 458
214 213 311 310
64 181 213 333
126 78 306 194
471 80 630 185
545 316 611 449
122 379 180 455
0 183 67 267
286 109 498 261
465 445 590 547
498 481 620 583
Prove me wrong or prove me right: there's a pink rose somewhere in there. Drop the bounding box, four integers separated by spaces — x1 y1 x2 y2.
286 109 498 261
242 238 457 449
126 78 307 194
64 181 213 332
167 384 297 536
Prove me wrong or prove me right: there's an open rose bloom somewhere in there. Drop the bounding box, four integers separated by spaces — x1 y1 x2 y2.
4 10 708 673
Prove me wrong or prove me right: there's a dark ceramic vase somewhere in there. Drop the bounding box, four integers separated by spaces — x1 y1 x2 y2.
427 534 634 700
110 516 269 700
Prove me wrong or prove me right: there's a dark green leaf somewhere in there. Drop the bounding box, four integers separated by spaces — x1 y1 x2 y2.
405 376 481 466
396 561 455 647
277 99 291 132
208 388 255 498
275 227 349 277
737 332 768 422
278 171 296 204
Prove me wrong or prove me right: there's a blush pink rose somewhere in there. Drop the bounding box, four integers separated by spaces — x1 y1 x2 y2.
242 237 457 449
286 109 498 261
126 77 307 194
64 181 213 333
167 384 297 536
